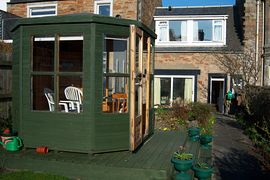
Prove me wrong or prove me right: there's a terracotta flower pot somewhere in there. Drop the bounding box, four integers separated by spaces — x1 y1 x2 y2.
36 146 49 154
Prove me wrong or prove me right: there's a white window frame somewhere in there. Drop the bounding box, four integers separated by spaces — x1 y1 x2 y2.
27 3 57 18
94 0 113 16
154 15 228 47
155 75 195 106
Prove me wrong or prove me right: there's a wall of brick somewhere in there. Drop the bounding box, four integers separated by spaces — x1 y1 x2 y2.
155 52 226 103
7 3 27 17
141 0 162 29
243 0 264 84
7 0 138 20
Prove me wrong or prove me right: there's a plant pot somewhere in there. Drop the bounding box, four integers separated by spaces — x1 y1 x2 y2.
200 134 213 149
188 127 200 141
193 164 213 180
171 157 194 180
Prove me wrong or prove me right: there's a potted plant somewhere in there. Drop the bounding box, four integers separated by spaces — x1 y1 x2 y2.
192 162 213 180
200 115 216 149
171 152 194 180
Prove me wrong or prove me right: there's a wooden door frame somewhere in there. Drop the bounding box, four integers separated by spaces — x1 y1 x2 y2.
129 25 152 151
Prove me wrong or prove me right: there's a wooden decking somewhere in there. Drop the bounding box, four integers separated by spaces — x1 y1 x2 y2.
0 130 211 180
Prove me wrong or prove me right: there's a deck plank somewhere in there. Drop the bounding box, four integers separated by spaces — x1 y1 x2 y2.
0 130 211 180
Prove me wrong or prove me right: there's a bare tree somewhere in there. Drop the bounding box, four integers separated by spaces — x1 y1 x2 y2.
213 48 261 86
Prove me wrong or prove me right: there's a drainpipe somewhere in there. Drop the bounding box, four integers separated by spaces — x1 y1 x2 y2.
261 0 265 86
255 0 260 85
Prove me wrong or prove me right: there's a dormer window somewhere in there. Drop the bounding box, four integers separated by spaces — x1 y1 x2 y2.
155 16 227 46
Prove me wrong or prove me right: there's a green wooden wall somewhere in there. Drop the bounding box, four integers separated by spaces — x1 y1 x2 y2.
12 14 156 153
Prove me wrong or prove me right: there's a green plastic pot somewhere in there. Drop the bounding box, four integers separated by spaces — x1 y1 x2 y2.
200 134 213 149
171 157 194 180
171 157 194 172
193 164 213 180
188 127 200 141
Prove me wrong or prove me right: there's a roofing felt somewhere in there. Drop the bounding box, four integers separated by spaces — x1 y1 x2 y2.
154 6 243 52
0 10 21 40
12 13 156 38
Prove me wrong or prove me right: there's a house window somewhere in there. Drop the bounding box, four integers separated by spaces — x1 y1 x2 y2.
102 36 129 113
154 75 195 106
31 35 83 113
155 16 227 46
94 0 113 16
28 4 57 17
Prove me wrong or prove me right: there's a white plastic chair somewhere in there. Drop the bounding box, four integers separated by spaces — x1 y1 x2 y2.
64 86 83 113
44 88 68 112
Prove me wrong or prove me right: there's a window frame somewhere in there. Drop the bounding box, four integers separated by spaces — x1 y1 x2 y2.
94 0 113 16
31 35 84 113
102 36 129 113
154 75 195 106
155 15 228 47
27 3 57 18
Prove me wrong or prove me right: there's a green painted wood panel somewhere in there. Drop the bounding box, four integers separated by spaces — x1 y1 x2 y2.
12 15 156 153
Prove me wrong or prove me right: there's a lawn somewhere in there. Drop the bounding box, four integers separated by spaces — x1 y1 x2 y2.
0 170 70 180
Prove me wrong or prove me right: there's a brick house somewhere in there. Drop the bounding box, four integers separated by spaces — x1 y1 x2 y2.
239 0 270 86
6 0 161 28
153 5 243 112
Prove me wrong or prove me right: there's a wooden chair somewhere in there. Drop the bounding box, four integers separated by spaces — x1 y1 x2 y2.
112 93 128 113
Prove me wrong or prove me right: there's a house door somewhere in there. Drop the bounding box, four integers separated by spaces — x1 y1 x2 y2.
210 78 225 113
129 25 150 151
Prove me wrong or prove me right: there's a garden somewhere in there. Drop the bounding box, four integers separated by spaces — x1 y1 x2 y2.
235 86 270 162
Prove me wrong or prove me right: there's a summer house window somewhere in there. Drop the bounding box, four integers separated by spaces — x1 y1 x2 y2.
94 0 113 16
28 4 57 17
31 35 83 113
156 17 227 46
154 76 194 106
102 37 129 113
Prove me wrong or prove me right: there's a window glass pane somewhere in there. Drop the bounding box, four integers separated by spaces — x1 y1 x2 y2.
59 76 83 113
102 36 129 113
99 4 110 15
102 77 128 113
104 37 128 73
173 78 185 101
173 78 193 102
30 6 56 17
59 36 83 72
169 21 187 41
193 20 212 41
32 75 54 111
160 78 171 105
33 37 54 72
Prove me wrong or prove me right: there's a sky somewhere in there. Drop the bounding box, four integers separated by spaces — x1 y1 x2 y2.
0 0 10 11
163 0 235 6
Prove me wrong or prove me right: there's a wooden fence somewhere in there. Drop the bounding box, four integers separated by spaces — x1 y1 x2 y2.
0 42 12 129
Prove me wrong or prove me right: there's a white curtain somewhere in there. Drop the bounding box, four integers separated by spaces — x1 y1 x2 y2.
181 21 187 41
214 25 222 41
193 21 198 41
159 26 168 41
184 78 192 102
154 78 161 106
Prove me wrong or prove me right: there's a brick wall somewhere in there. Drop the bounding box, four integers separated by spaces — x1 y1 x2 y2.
141 0 162 29
155 52 225 103
243 0 264 84
7 0 138 21
7 3 27 17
